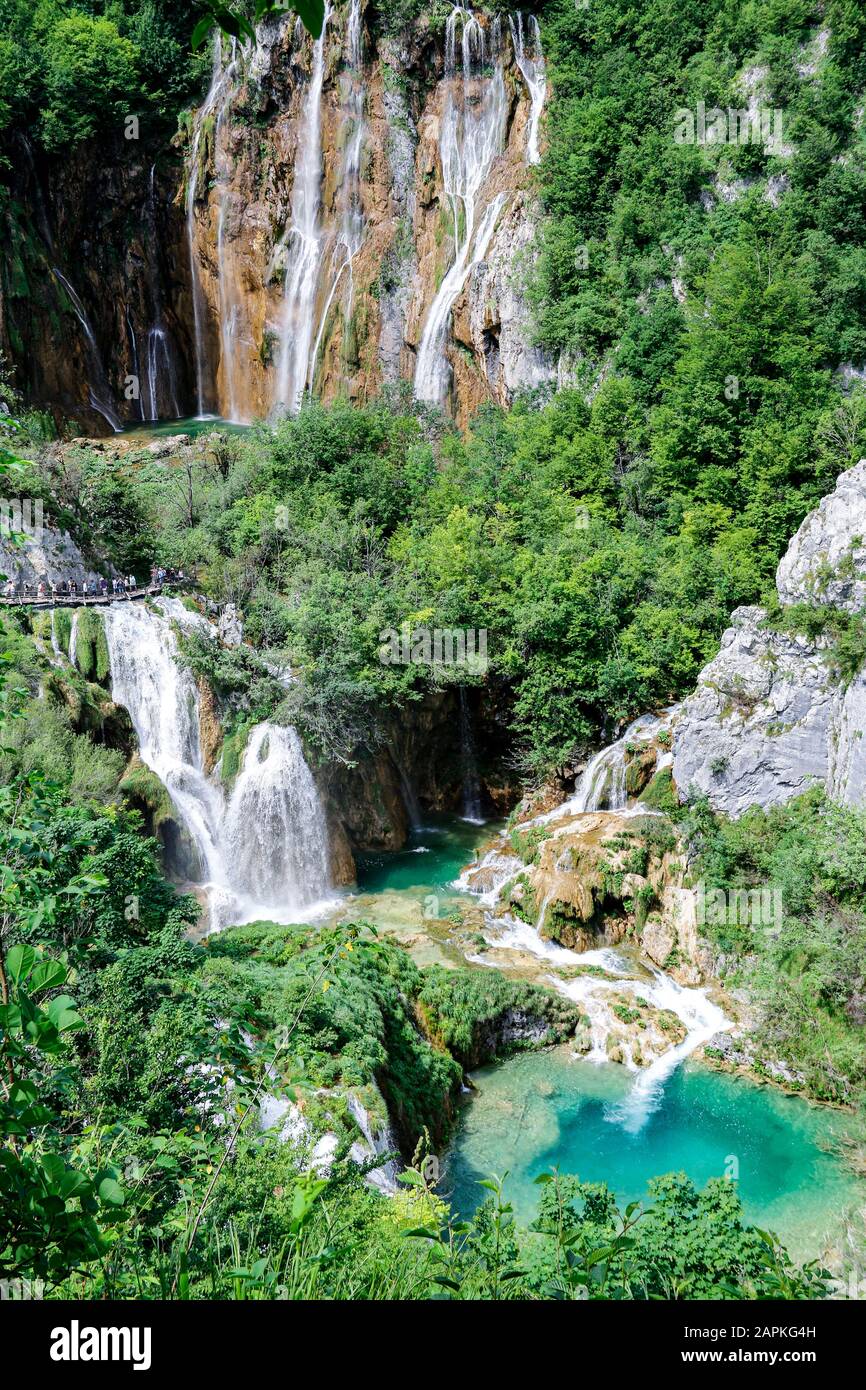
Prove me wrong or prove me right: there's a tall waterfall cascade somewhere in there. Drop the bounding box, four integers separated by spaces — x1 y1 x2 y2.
102 599 333 930
310 0 366 382
186 37 242 418
175 4 547 426
273 3 332 413
509 12 547 165
413 7 509 403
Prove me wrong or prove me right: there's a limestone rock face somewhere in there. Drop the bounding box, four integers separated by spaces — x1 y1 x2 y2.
466 191 554 405
672 459 866 815
776 460 866 611
0 523 104 589
671 607 834 815
217 603 244 648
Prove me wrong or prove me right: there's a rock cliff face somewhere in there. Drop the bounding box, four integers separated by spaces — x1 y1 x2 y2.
672 459 866 815
0 521 105 589
1 4 552 434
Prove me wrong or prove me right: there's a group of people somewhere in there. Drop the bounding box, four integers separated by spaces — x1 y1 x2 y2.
150 565 186 586
2 567 190 604
3 575 139 602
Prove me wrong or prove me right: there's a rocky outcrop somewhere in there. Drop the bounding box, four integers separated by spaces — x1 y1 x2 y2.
0 521 105 589
776 461 866 611
673 459 866 815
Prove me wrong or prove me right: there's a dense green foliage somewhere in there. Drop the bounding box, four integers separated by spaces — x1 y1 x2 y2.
4 0 866 1304
0 0 208 154
680 788 866 1104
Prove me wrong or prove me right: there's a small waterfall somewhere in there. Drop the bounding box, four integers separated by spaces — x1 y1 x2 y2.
346 1092 399 1195
509 12 547 165
536 711 669 823
51 268 122 432
414 6 508 404
553 965 730 1129
126 307 146 422
396 759 423 832
455 848 523 904
273 4 332 415
310 0 366 381
69 611 79 667
103 599 333 929
458 687 484 823
606 971 729 1133
50 610 63 661
186 39 241 418
141 164 181 421
222 722 332 918
146 328 180 420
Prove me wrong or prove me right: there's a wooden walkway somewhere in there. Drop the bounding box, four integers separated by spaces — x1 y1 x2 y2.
0 584 169 610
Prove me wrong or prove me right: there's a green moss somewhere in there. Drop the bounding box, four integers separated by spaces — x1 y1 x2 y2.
73 607 110 683
119 762 176 830
640 767 679 813
53 606 72 655
219 720 254 788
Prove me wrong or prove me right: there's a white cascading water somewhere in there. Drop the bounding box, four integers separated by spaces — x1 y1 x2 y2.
414 6 508 403
273 4 332 414
126 306 146 423
222 722 332 919
549 964 729 1133
103 598 333 930
535 710 671 823
186 38 241 418
51 268 122 432
509 12 547 165
50 610 63 662
455 699 725 1121
213 43 247 422
310 0 366 379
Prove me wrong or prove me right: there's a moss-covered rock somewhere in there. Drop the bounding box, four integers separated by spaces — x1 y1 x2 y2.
72 607 110 683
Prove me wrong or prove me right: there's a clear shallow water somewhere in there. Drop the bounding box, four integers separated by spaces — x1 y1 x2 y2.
449 1047 861 1261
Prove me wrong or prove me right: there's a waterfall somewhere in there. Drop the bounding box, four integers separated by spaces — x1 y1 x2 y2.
535 711 670 824
141 164 180 421
50 610 63 662
222 722 332 918
103 598 333 929
310 0 366 382
458 687 484 822
146 328 181 421
605 971 729 1133
126 307 146 422
51 268 122 432
273 4 332 415
186 39 241 418
509 12 547 165
414 6 508 404
552 964 730 1132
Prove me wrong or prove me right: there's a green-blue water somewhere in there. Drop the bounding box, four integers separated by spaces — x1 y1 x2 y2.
355 814 496 897
120 415 252 438
449 1047 860 1261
